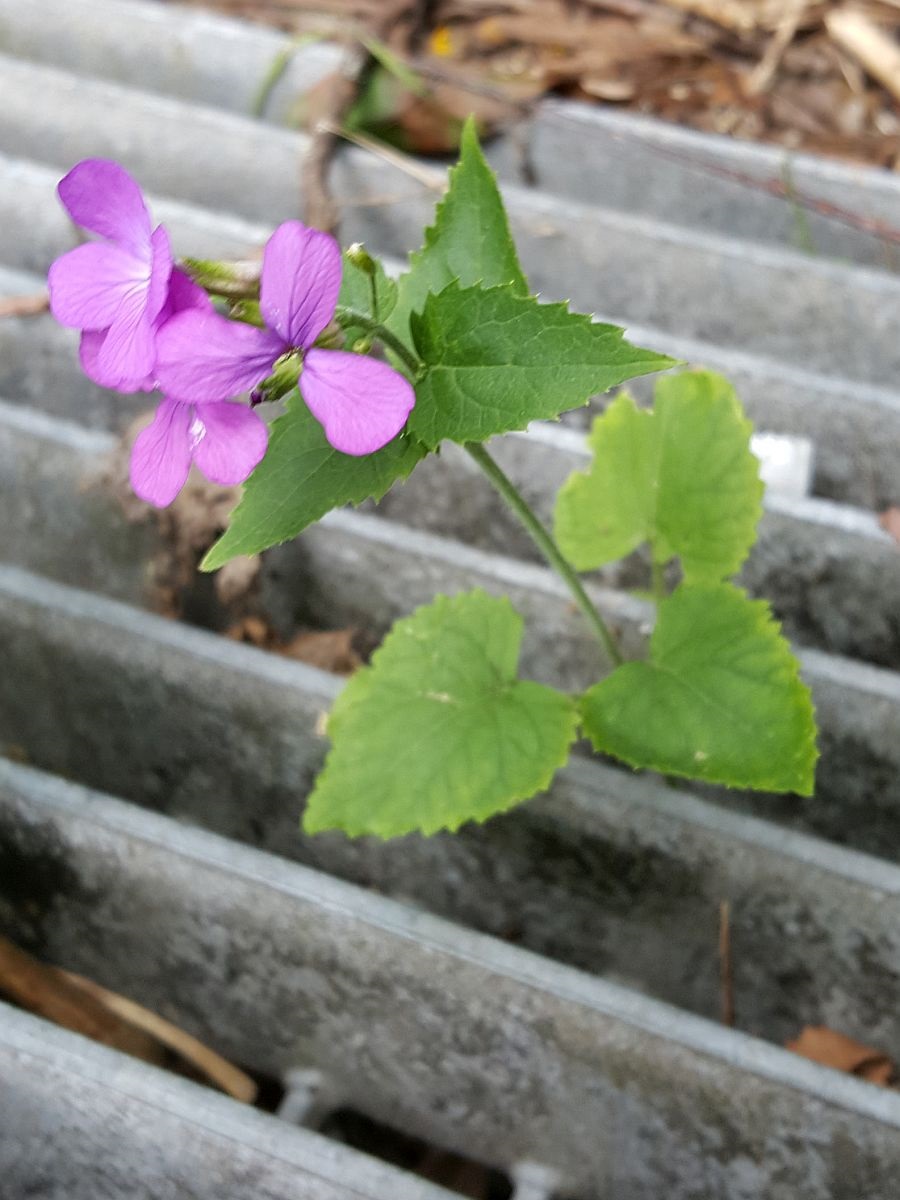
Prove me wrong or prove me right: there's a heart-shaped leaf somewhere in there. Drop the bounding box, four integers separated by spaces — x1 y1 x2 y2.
554 372 763 583
580 582 817 794
304 590 578 837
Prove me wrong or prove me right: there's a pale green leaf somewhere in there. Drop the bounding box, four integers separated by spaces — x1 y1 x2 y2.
389 115 527 342
202 395 426 570
555 371 764 582
409 282 676 449
304 590 579 837
581 582 818 794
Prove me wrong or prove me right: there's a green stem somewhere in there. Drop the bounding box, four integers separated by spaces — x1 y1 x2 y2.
334 307 420 377
330 312 623 666
464 442 623 668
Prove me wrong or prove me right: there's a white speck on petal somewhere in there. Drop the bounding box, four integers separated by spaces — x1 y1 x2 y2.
189 414 207 451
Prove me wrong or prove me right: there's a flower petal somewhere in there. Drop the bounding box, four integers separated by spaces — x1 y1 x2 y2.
80 267 211 393
260 220 341 349
48 242 146 330
95 287 158 390
156 309 287 402
145 224 174 323
190 402 269 486
301 349 416 456
130 398 193 507
58 159 152 259
78 327 149 393
163 267 214 319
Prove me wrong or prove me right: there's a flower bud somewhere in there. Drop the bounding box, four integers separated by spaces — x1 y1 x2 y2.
346 242 377 277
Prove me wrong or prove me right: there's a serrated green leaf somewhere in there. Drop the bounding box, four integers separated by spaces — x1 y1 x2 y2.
304 590 579 837
202 395 426 570
581 582 818 794
389 116 527 342
337 248 398 330
408 282 676 448
555 371 764 583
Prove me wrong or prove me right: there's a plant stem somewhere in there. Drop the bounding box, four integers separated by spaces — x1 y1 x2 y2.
329 315 623 667
464 442 623 668
334 307 420 377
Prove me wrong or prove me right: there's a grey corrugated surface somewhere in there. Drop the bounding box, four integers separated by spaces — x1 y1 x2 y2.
0 1002 458 1200
3 756 900 1200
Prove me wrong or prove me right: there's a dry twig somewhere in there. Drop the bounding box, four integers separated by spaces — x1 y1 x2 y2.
0 934 256 1102
746 0 810 95
0 292 49 319
302 0 415 233
826 5 900 105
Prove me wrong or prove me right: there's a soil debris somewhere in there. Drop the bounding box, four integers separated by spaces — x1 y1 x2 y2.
171 0 900 169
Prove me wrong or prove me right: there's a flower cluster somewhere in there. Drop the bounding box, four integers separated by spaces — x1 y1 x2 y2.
48 159 415 507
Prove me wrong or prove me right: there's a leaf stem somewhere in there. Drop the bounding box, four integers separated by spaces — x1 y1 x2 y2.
333 307 420 377
464 442 623 668
326 313 622 667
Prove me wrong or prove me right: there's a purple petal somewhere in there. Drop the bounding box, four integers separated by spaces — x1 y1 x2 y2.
300 349 416 456
58 159 152 259
260 221 341 349
163 267 213 319
79 267 210 393
189 402 269 486
78 327 151 393
130 398 193 507
145 225 174 323
48 242 147 330
156 309 287 402
94 286 158 390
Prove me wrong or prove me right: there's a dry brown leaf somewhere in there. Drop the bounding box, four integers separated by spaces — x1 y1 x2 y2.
0 934 256 1101
786 1025 896 1085
281 627 363 674
226 614 274 647
226 618 363 674
879 505 900 543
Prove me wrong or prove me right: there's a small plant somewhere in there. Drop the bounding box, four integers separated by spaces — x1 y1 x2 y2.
48 121 818 839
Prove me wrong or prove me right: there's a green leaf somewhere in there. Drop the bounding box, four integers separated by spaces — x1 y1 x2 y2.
389 116 528 342
580 582 818 794
337 248 398 329
202 395 426 570
408 282 676 449
555 371 764 582
304 590 579 837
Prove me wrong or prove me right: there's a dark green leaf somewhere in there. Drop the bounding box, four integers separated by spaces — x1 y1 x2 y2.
202 395 426 569
409 282 676 448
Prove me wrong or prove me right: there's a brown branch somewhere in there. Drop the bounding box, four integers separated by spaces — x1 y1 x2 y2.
0 292 49 319
301 0 415 234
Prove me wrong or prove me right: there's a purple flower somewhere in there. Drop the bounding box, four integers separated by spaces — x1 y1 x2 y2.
156 221 415 456
48 159 174 392
130 397 269 508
